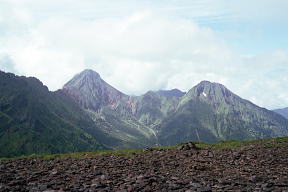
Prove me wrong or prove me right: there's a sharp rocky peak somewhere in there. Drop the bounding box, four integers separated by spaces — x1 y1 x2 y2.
62 69 125 111
196 80 224 87
80 69 100 78
184 80 233 99
63 69 102 89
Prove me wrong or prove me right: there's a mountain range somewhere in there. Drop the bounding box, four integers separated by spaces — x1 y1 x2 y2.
1 69 288 157
274 107 288 120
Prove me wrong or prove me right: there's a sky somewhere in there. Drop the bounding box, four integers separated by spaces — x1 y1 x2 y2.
0 0 288 109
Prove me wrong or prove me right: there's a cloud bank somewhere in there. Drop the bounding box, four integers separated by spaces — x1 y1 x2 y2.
0 0 288 109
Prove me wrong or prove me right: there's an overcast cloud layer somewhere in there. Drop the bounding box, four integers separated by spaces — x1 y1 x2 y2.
0 0 288 109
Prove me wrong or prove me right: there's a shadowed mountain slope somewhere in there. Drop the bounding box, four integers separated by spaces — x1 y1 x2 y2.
274 107 288 119
0 71 112 157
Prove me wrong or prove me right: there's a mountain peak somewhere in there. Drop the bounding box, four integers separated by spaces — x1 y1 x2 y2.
198 80 213 85
197 80 224 87
156 89 186 97
183 80 233 101
63 69 101 89
80 69 100 78
63 69 125 111
195 80 228 92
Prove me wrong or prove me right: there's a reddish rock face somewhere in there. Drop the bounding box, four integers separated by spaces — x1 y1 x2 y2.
1 141 288 191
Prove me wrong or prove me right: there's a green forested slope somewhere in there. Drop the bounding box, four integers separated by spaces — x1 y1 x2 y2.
0 71 108 157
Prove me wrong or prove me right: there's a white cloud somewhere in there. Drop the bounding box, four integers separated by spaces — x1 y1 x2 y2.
228 50 288 109
1 10 233 92
0 1 288 109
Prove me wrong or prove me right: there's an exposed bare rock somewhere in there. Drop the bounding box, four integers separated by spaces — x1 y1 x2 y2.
178 142 200 151
1 141 288 191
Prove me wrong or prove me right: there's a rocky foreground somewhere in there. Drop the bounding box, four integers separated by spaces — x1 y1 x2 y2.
1 140 288 192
